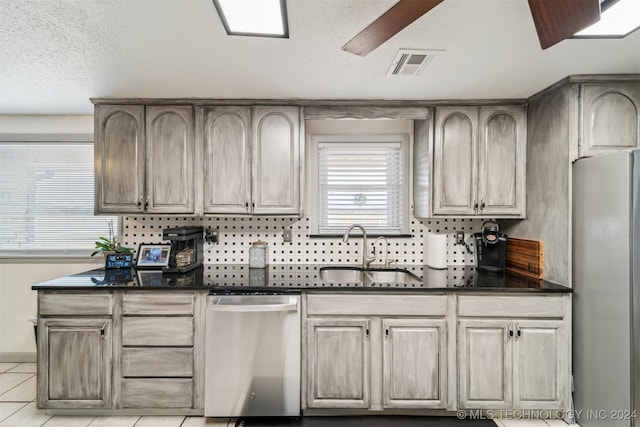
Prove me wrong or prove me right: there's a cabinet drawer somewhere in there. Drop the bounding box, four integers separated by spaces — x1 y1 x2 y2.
39 293 113 316
457 295 567 318
122 378 193 408
123 317 193 346
307 294 447 316
123 292 194 315
122 348 193 377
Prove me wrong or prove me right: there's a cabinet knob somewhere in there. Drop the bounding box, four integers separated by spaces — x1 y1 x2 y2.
365 328 370 339
385 328 389 339
137 197 143 207
144 198 150 210
474 201 478 211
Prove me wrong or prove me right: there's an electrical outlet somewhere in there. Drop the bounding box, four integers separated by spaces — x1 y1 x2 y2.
455 231 465 245
283 228 292 243
205 228 218 244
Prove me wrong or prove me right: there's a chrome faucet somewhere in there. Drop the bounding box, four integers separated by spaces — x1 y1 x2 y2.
373 236 396 268
343 224 375 268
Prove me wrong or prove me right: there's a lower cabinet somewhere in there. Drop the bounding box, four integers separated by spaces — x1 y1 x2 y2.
305 314 448 410
306 318 371 408
382 318 447 409
458 311 570 410
120 291 198 410
37 317 112 409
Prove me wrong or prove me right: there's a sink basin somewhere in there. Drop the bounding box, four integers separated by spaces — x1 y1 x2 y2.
319 267 421 285
319 267 364 283
363 269 421 285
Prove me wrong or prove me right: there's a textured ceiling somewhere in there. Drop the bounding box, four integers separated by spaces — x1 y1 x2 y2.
1 0 639 114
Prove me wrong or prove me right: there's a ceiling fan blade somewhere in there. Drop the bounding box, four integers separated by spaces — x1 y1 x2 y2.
342 0 445 57
528 0 601 49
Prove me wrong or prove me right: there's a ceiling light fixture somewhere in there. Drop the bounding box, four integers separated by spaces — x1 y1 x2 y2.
212 0 289 38
573 0 640 38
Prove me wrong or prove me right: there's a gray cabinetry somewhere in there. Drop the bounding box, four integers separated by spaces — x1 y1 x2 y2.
457 296 570 411
94 105 195 214
306 318 370 409
304 294 449 411
95 105 145 213
145 106 195 213
203 105 302 215
37 293 113 409
252 106 301 214
120 291 198 409
580 83 640 157
431 105 526 218
382 318 447 409
203 106 252 214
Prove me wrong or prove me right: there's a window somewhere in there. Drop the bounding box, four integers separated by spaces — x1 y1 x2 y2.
310 134 410 235
0 140 117 257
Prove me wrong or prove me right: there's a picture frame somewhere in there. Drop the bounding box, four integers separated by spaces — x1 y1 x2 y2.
135 243 171 268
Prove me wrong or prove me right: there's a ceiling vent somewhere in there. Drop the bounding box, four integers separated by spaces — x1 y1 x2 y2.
386 49 438 76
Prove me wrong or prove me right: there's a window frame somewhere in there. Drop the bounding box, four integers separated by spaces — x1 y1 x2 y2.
0 135 120 260
309 133 411 236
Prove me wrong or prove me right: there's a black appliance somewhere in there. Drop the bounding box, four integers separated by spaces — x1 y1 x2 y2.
162 226 204 273
473 221 507 273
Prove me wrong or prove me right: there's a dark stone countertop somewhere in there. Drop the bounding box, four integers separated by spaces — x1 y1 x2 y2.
31 264 572 294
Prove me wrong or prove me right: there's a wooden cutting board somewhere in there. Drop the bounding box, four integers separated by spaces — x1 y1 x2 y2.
506 237 544 280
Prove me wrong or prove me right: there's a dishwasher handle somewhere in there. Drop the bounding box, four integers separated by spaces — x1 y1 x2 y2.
208 302 298 313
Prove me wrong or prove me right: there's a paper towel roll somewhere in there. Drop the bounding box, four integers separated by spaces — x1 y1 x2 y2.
425 232 447 269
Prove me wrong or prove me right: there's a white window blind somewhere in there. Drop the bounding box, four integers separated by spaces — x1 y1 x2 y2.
316 139 409 235
0 142 117 257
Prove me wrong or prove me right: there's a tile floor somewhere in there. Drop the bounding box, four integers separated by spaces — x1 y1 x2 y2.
0 362 571 426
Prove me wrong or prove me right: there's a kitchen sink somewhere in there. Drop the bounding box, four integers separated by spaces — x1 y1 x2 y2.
319 267 422 285
319 267 364 283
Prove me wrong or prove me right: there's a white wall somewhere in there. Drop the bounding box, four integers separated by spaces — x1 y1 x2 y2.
0 261 101 361
0 114 98 361
0 114 93 134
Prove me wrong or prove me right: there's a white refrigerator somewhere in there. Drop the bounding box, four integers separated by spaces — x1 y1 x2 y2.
573 148 639 427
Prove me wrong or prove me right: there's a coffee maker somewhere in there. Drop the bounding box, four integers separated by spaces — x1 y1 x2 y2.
162 226 204 273
473 221 508 273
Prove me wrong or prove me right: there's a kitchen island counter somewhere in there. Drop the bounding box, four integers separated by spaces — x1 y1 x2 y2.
31 264 571 293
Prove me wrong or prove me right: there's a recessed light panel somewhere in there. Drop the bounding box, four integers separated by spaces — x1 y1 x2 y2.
574 0 640 37
213 0 288 38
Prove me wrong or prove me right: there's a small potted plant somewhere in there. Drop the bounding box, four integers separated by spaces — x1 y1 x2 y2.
92 220 133 257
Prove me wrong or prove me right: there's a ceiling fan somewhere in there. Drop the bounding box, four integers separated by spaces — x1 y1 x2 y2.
341 0 601 56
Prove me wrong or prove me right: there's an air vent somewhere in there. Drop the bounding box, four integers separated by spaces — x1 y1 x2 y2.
386 49 439 76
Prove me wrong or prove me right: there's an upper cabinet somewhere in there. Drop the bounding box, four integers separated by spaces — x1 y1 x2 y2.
252 106 301 215
430 105 526 218
579 83 640 157
95 105 195 214
95 105 145 213
95 103 301 216
145 106 195 214
203 106 302 215
203 107 252 214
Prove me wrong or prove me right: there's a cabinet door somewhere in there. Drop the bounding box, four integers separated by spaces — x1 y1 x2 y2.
306 318 370 409
203 106 251 214
580 83 640 157
252 106 301 214
95 105 145 213
512 320 569 410
382 318 447 409
433 107 478 215
37 318 112 409
478 106 526 217
413 118 433 218
458 319 512 409
145 106 195 213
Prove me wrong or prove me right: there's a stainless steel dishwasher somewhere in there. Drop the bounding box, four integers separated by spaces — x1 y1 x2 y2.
204 292 301 417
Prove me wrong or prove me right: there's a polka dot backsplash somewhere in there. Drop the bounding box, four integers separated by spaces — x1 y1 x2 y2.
121 215 483 266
